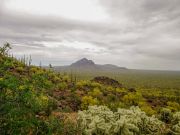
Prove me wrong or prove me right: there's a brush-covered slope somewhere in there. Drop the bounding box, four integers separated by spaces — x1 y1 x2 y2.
0 43 80 134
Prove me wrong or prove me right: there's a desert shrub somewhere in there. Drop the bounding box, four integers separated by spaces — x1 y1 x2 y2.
89 87 102 97
116 88 126 93
138 102 156 116
2 74 20 90
122 92 144 106
0 77 5 88
4 59 14 68
107 93 117 102
31 73 53 91
167 101 180 112
48 72 61 83
169 112 180 134
0 55 3 62
81 96 99 109
172 112 180 123
52 75 61 83
140 106 156 116
91 82 102 88
170 122 180 135
1 91 55 135
16 66 24 73
106 86 114 92
0 87 58 135
44 116 64 134
76 80 91 89
30 67 39 73
76 80 102 92
62 120 80 135
57 82 68 90
78 105 165 135
160 108 172 123
62 75 70 82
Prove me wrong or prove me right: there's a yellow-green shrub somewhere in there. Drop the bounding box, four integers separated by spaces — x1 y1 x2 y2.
122 92 144 106
167 101 180 112
81 96 99 109
16 66 24 73
89 87 102 97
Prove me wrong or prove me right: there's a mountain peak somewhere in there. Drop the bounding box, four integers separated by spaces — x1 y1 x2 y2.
71 58 95 67
80 58 90 62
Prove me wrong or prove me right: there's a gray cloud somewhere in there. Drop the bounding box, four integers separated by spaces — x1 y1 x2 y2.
0 0 180 70
100 0 180 23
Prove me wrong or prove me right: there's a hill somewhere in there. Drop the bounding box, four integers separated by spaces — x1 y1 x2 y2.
53 58 127 72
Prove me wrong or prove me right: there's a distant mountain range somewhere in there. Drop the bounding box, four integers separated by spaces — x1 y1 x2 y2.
53 58 127 72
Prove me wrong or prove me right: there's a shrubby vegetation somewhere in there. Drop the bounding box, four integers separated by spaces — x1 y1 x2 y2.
1 43 180 134
78 106 166 135
78 105 180 135
0 43 78 134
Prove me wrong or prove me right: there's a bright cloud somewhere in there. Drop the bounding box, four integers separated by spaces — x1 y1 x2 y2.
38 40 107 53
5 0 109 22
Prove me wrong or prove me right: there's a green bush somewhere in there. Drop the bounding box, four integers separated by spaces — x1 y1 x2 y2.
167 101 180 112
89 87 102 97
122 92 144 106
16 66 24 73
169 112 180 134
81 96 99 109
57 82 68 90
160 108 172 123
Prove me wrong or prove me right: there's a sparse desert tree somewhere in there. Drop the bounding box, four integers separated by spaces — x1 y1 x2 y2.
0 42 12 56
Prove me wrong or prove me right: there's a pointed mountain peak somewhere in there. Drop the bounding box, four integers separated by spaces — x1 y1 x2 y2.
80 58 89 62
71 58 95 67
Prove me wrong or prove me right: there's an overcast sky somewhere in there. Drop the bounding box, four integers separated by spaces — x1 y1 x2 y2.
0 0 180 70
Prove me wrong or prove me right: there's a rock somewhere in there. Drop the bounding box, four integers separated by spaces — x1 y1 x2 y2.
91 76 122 88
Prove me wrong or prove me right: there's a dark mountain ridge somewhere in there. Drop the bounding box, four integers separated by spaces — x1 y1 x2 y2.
70 58 95 67
53 58 127 72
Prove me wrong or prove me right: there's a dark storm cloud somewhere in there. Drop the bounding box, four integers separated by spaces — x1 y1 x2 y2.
0 0 180 70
